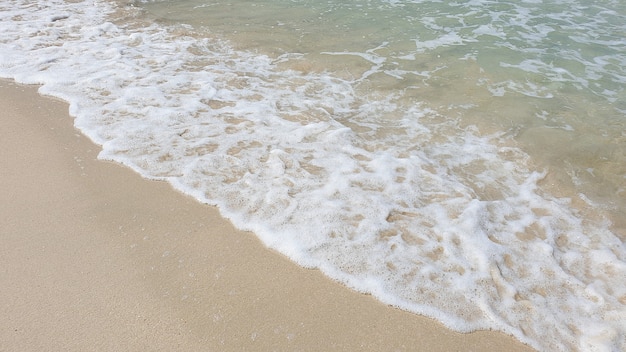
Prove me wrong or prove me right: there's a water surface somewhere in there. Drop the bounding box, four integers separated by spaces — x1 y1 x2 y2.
1 0 624 350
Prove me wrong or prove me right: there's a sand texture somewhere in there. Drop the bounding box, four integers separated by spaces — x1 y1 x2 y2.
0 79 535 351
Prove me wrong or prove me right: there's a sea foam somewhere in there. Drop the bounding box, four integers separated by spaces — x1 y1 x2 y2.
1 0 624 351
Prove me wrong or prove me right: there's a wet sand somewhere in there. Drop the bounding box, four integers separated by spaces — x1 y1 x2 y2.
0 79 535 351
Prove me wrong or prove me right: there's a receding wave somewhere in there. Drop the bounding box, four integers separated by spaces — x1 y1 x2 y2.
1 0 624 351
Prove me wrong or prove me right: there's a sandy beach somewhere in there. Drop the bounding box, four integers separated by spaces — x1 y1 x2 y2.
0 78 535 351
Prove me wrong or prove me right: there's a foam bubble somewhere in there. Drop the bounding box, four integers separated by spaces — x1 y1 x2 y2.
1 1 624 351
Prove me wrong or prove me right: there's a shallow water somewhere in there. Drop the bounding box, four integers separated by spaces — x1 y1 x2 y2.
1 0 624 350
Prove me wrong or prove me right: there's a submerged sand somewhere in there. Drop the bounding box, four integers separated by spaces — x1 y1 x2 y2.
0 79 535 351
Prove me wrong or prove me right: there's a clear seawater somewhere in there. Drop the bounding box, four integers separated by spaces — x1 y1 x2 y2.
1 0 624 350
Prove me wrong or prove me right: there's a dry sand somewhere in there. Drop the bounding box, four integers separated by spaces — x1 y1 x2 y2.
0 79 535 351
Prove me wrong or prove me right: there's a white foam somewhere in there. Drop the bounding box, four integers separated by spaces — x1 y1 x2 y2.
1 1 625 351
413 32 473 52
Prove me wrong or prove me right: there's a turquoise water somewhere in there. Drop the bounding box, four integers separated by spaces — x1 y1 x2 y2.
1 0 624 350
142 0 625 226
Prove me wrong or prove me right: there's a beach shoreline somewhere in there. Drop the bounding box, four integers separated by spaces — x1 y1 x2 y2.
0 78 535 351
